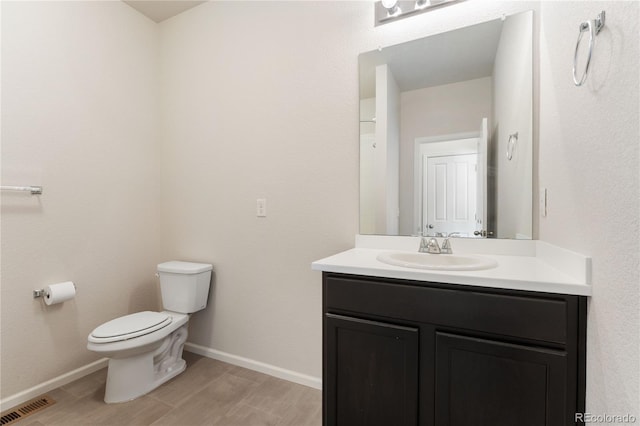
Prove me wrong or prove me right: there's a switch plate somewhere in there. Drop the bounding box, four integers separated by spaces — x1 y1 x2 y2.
256 198 266 217
539 188 547 217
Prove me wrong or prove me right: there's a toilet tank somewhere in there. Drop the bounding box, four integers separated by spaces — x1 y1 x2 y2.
157 261 213 313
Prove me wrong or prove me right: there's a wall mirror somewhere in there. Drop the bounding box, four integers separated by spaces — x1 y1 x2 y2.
359 10 533 239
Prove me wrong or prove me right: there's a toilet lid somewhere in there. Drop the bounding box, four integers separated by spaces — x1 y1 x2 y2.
90 311 172 343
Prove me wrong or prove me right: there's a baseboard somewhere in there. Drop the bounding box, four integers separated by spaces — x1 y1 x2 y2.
0 358 108 412
184 342 322 390
1 344 323 412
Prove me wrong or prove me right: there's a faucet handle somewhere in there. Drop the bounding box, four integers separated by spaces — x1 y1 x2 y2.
440 238 453 254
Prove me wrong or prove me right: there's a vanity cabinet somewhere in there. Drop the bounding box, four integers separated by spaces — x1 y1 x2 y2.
322 272 587 426
325 314 419 426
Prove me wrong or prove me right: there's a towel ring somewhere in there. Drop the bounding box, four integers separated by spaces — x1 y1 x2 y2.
573 11 605 86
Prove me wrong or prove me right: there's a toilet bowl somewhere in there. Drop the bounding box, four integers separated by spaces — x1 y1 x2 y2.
87 261 212 403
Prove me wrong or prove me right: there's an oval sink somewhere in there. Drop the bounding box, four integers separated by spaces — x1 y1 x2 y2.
376 252 498 271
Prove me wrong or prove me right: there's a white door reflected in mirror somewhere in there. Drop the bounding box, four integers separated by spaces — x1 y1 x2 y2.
425 153 477 237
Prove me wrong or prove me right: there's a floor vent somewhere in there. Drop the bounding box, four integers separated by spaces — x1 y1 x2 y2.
1 395 56 425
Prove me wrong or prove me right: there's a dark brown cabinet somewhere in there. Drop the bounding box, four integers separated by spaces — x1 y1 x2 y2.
322 272 587 426
434 332 568 426
325 314 419 426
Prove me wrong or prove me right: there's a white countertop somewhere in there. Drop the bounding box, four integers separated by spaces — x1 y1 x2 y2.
312 236 592 296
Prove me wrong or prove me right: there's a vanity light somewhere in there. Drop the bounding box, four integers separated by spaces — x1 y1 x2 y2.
375 0 464 26
415 0 430 10
381 0 401 16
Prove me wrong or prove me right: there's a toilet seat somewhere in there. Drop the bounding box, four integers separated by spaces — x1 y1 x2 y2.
89 311 172 343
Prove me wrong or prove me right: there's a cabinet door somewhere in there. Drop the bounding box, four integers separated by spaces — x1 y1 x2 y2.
324 314 419 426
435 332 567 426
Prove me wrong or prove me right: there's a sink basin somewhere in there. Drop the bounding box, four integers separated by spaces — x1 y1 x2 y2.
376 252 498 271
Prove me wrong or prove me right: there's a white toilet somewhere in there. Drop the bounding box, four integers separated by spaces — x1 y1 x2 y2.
87 261 212 403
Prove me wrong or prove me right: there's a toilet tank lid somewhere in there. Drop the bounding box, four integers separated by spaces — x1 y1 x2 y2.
157 261 213 274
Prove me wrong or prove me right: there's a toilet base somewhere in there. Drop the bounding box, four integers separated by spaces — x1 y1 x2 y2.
103 323 189 403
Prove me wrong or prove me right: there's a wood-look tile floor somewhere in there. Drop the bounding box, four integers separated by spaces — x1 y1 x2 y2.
21 352 321 426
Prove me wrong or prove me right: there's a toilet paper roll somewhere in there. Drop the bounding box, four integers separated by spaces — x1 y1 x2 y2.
45 281 76 306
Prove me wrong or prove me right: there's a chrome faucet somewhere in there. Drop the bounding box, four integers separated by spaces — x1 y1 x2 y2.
420 233 460 254
419 237 441 254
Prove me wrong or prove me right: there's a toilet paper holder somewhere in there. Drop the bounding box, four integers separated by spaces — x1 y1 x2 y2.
33 283 77 298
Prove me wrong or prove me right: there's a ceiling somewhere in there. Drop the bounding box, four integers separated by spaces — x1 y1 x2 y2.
359 18 504 99
123 1 207 23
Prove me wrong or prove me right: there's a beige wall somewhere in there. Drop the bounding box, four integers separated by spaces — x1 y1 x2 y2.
160 0 638 414
0 1 161 398
537 1 639 415
1 0 638 416
399 77 493 235
493 10 533 239
158 0 534 384
375 64 400 235
158 1 361 382
359 98 376 234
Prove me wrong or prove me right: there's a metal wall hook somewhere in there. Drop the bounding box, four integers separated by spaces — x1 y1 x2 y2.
594 10 606 35
506 132 518 161
573 11 605 86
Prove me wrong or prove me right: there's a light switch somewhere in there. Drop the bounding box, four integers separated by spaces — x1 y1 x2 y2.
257 198 267 217
539 188 547 217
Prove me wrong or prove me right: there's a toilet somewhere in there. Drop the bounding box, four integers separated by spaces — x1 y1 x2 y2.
87 261 212 403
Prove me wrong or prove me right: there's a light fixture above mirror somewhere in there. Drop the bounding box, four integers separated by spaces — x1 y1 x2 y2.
375 0 464 26
381 0 402 17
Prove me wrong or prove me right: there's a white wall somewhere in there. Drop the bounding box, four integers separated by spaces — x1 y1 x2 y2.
360 97 376 234
493 10 533 239
158 1 361 383
375 64 400 234
399 77 493 234
0 1 161 399
1 0 637 417
538 1 639 415
160 0 638 415
158 0 540 386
